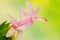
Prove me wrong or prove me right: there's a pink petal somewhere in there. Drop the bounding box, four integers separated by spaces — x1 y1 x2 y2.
8 15 18 28
34 6 40 14
17 17 33 26
19 8 28 16
31 6 40 16
26 2 34 14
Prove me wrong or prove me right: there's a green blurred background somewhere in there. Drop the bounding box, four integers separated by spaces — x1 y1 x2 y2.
0 0 60 40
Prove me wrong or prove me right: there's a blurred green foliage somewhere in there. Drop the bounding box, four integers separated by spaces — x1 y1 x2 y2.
0 21 12 40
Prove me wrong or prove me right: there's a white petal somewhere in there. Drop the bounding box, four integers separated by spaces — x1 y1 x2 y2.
6 27 16 37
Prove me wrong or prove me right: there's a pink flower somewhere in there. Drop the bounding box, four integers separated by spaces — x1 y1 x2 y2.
6 2 48 38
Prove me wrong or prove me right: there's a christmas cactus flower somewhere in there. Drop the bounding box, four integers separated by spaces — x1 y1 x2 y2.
6 2 48 40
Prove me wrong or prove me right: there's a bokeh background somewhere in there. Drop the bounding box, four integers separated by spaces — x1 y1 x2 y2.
0 0 60 40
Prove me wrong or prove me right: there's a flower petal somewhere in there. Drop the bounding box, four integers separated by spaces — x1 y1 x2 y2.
26 2 34 14
8 15 18 27
19 8 28 16
34 6 40 14
31 6 40 16
6 27 16 37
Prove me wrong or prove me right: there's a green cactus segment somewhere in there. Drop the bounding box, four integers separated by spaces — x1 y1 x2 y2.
0 21 12 40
